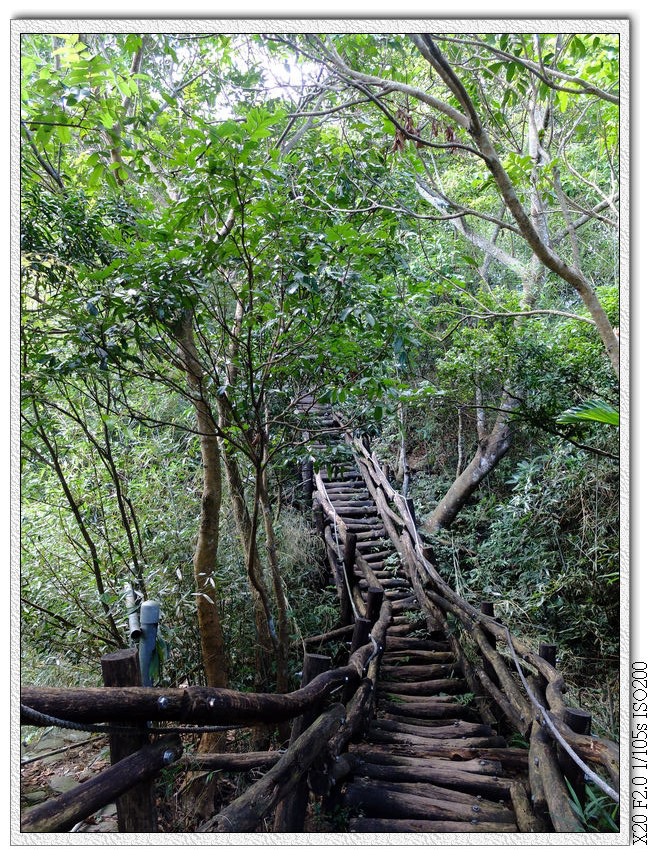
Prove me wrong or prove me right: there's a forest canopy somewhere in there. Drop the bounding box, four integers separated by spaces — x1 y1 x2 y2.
20 29 620 738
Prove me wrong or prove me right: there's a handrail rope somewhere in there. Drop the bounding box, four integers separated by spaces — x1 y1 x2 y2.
359 448 619 802
317 471 361 622
502 630 619 803
20 704 249 736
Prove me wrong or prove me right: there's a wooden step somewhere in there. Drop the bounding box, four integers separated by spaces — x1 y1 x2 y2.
349 817 518 833
348 747 504 776
380 661 461 680
370 718 494 739
343 779 517 827
377 701 476 721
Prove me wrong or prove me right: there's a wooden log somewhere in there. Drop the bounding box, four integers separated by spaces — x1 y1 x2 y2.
353 740 526 766
380 662 461 681
471 624 532 732
101 648 157 832
382 649 451 664
370 717 494 739
349 817 518 833
21 666 358 728
349 617 372 656
273 653 331 831
328 678 375 757
559 707 592 807
510 779 549 832
197 704 346 833
181 751 281 772
343 779 516 826
377 678 469 697
365 586 384 626
379 692 458 703
365 728 506 750
384 636 448 652
354 760 513 800
348 746 503 775
301 623 355 648
347 776 512 819
382 651 455 665
377 702 475 721
528 720 583 832
480 601 499 686
379 702 476 727
21 735 182 833
471 662 529 735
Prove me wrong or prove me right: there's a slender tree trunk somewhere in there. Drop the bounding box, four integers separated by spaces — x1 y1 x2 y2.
220 440 276 690
258 466 290 694
176 316 228 708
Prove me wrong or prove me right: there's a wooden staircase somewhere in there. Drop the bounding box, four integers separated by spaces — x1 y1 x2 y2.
304 401 533 833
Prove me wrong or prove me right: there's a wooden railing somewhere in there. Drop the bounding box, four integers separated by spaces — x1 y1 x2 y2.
20 593 393 833
342 429 620 832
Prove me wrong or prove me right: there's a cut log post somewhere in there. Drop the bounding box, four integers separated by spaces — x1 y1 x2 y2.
539 643 558 668
480 601 499 686
337 559 353 626
21 735 182 833
301 458 314 508
313 501 325 535
366 586 384 626
343 532 357 590
101 648 158 832
273 653 331 831
559 707 592 808
349 617 372 656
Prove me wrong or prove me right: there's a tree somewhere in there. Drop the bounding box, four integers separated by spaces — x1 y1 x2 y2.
281 32 619 531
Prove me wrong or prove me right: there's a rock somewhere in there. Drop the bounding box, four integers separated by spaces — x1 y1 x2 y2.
47 774 79 794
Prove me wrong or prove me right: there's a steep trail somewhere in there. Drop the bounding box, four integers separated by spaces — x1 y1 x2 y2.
302 399 534 833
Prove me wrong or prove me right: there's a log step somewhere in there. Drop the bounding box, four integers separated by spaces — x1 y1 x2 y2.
380 662 461 679
377 678 469 696
343 779 517 826
347 747 504 776
370 718 494 739
349 818 519 833
377 701 476 721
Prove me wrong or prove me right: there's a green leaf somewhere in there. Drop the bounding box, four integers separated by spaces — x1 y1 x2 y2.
557 399 619 427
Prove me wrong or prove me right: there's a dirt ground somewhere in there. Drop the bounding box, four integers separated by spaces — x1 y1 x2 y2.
20 726 118 833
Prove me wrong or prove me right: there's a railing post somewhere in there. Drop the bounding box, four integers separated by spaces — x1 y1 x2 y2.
338 559 354 626
301 458 314 509
101 648 158 832
273 652 331 831
559 707 592 808
365 586 384 626
539 642 558 668
313 501 325 535
349 617 372 655
343 532 357 588
480 601 499 686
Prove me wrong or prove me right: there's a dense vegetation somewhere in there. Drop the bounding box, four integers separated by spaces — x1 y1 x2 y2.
20 31 620 737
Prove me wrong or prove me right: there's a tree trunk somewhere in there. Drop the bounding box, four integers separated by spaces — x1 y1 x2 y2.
217 394 277 691
220 440 276 690
259 466 290 694
176 315 228 753
424 392 518 534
